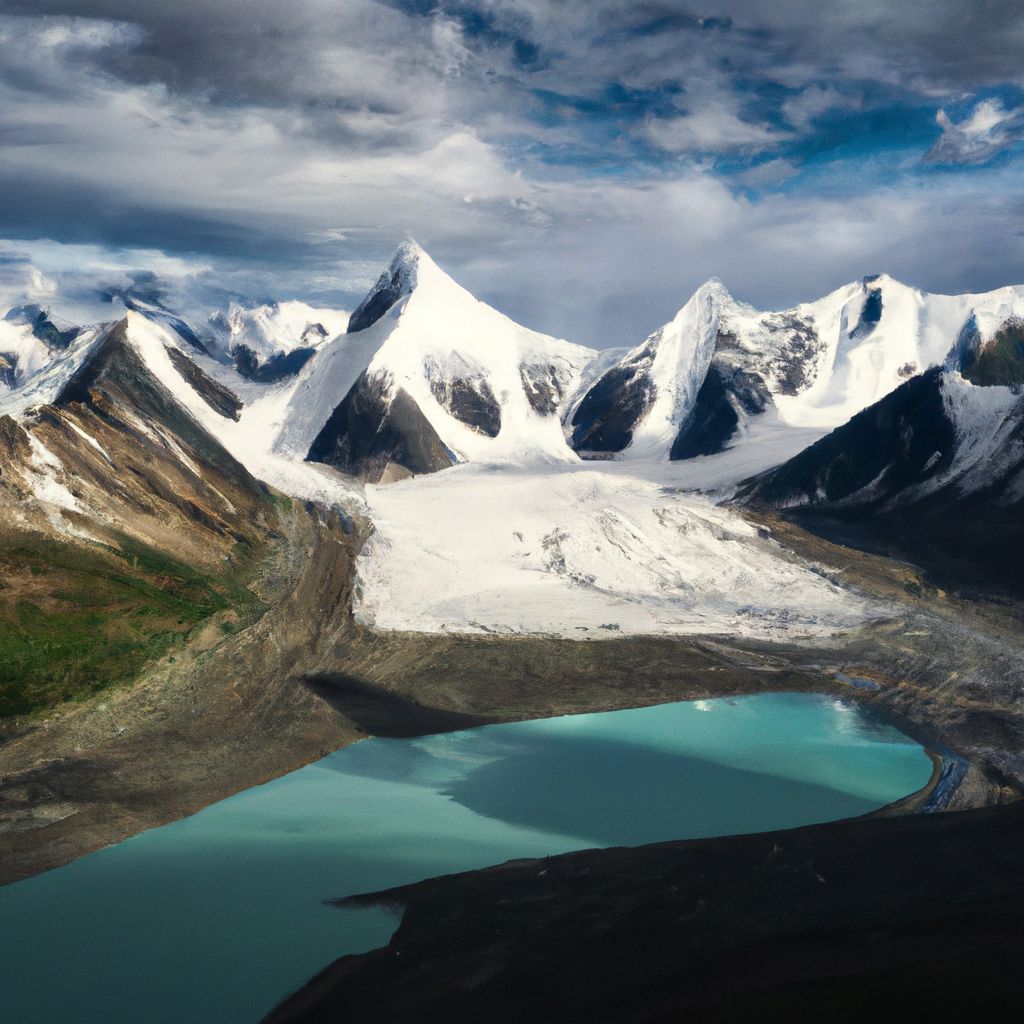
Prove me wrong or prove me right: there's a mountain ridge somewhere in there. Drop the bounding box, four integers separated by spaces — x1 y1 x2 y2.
5 244 1024 489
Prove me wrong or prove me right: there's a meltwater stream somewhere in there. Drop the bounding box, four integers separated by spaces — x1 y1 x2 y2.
0 693 932 1024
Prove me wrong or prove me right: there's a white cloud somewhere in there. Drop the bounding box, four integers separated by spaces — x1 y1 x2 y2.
0 252 58 311
645 104 781 154
731 158 800 189
782 85 858 129
1 4 1023 347
927 98 1024 163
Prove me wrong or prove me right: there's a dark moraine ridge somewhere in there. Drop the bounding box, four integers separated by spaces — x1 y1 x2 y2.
265 800 1024 1024
739 368 1024 598
742 368 956 509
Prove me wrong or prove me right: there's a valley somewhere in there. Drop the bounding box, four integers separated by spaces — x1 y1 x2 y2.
2 242 1024 1018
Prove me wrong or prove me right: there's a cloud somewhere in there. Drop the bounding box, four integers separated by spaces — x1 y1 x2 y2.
645 95 782 154
0 248 59 310
731 158 800 189
782 85 858 130
926 98 1024 164
0 2 1022 344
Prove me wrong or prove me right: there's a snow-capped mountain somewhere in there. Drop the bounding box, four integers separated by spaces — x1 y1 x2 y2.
741 354 1024 594
6 242 1024 640
570 274 1024 466
282 241 597 481
208 300 349 383
0 311 283 586
35 310 352 505
5 243 1024 500
569 280 722 459
0 305 83 392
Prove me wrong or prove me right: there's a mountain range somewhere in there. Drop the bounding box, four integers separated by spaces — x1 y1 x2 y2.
11 243 1024 470
6 240 1024 500
3 239 1024 707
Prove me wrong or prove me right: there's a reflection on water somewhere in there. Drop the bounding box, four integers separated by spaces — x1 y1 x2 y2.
0 693 931 1024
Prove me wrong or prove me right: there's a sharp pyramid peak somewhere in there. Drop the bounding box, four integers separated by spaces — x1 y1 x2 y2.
860 272 906 289
348 239 466 334
391 237 429 267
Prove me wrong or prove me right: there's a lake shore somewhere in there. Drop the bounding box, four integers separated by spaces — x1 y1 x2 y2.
2 508 1023 885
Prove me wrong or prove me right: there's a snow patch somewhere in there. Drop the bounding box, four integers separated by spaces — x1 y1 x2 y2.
64 417 113 463
24 433 99 540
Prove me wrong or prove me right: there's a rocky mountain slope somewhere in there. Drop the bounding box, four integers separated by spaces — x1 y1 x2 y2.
570 274 1024 467
741 359 1024 595
0 313 287 716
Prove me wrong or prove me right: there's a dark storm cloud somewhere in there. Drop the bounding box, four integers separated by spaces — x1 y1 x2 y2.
4 1 426 107
0 1 1022 343
0 167 314 262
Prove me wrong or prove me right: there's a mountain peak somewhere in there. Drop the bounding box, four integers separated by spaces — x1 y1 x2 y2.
348 239 451 334
391 237 429 269
697 276 732 299
669 278 737 322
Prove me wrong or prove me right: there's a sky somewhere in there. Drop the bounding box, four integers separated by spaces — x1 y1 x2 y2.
1 1 1023 346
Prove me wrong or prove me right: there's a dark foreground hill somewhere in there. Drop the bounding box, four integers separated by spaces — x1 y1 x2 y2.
266 799 1024 1024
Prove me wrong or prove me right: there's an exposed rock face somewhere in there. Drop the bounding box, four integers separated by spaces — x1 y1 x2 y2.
164 344 243 420
746 312 824 396
850 283 884 341
234 344 317 384
347 260 414 334
307 371 454 481
425 356 501 437
519 362 567 415
670 362 769 460
569 341 657 454
0 352 17 389
960 317 1024 387
0 412 31 468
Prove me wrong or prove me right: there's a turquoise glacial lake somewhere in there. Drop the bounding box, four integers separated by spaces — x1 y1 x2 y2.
0 693 932 1023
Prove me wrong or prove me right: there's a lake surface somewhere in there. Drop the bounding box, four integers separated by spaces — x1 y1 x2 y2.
0 693 932 1024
